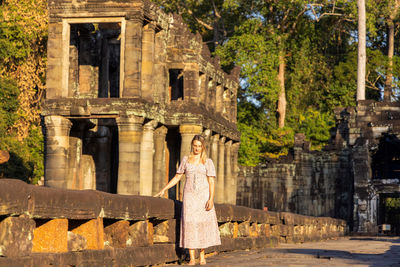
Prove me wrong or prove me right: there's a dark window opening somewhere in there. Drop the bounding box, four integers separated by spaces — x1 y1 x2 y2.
69 23 121 98
371 134 400 180
169 69 184 101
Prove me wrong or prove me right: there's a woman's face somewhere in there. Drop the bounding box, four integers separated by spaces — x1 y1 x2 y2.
192 140 203 155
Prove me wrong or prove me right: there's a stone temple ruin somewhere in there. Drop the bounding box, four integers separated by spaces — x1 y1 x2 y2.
237 102 400 235
41 0 399 235
42 0 240 204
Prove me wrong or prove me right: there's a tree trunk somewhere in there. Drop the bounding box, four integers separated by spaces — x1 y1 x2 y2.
277 52 286 128
357 0 366 101
384 19 394 102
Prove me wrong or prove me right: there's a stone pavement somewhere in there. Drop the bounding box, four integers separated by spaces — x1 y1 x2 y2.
166 236 400 267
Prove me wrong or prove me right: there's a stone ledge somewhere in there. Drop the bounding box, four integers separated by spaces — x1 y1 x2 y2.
0 244 178 267
0 179 175 220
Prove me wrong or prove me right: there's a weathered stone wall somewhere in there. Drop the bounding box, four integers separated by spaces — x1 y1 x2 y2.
0 179 345 266
238 101 400 234
334 101 400 233
237 134 354 226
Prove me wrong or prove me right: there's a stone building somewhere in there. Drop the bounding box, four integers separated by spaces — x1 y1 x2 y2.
42 0 240 204
335 101 400 234
237 101 400 234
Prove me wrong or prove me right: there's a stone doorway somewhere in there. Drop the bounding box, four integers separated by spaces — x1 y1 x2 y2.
378 193 400 235
68 118 119 193
166 127 181 200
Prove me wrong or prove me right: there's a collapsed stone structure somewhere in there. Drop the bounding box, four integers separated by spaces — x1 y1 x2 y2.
42 0 240 203
237 101 400 234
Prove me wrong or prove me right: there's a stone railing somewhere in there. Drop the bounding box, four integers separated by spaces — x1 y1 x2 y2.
0 179 346 266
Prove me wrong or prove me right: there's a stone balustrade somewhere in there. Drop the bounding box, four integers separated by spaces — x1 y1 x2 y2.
0 179 346 266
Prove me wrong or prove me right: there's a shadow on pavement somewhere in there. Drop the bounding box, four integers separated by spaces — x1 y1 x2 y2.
278 237 400 267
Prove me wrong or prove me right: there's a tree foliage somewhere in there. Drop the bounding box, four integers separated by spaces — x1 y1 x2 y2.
151 0 400 164
0 0 47 183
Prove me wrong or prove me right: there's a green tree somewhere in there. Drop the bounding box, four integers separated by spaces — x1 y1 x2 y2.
0 0 47 183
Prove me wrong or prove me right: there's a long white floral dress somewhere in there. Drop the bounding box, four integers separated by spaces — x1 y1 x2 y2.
176 156 221 249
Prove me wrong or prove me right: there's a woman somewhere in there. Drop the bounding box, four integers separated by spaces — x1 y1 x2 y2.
154 135 221 265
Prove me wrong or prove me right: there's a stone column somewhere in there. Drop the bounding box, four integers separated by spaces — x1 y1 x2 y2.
199 74 207 105
202 129 212 156
179 124 203 200
231 91 237 123
116 115 144 195
208 79 216 112
152 126 168 196
224 140 232 203
215 84 223 113
223 89 231 121
216 136 226 203
154 29 167 103
210 134 219 176
123 19 143 97
184 63 200 103
140 120 158 196
231 142 240 205
46 22 65 98
44 116 72 188
141 23 155 102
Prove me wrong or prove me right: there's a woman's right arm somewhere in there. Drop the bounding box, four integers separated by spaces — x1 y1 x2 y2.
154 173 183 197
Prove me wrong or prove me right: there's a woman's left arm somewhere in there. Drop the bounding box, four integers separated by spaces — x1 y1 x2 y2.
205 176 215 211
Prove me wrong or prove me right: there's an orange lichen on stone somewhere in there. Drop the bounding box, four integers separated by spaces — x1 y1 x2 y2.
104 220 129 248
71 218 104 250
233 222 238 238
249 223 259 237
263 224 271 237
147 220 154 246
32 219 68 253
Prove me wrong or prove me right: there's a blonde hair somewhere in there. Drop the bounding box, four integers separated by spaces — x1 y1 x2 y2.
190 135 207 164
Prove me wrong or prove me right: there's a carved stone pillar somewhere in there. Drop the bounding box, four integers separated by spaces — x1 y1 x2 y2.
123 19 142 97
208 79 216 112
199 74 207 106
202 129 212 156
140 120 157 196
216 136 226 203
210 134 219 177
179 124 203 200
224 140 232 203
47 22 67 98
44 116 72 188
141 23 155 102
216 84 223 114
116 115 144 195
152 126 168 196
154 30 167 103
184 63 200 103
231 142 240 205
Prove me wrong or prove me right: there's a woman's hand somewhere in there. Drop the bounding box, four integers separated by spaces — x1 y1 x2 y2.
205 199 214 211
154 189 165 198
